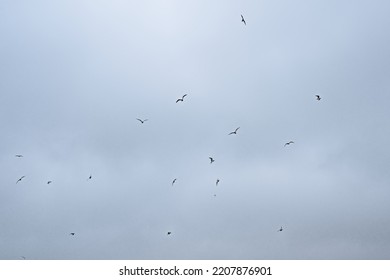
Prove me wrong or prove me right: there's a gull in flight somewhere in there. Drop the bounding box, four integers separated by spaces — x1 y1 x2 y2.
284 141 294 147
167 232 172 235
241 14 246 25
209 157 215 164
70 232 75 236
16 176 25 184
278 227 283 232
216 179 220 186
136 118 148 124
87 175 92 180
176 94 187 103
47 181 52 184
172 178 177 186
228 127 240 135
315 95 321 101
15 155 23 158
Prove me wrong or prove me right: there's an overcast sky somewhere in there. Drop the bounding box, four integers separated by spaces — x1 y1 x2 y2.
1 0 390 260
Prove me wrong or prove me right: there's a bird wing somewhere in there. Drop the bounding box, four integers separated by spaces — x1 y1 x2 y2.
182 94 187 98
235 127 240 132
136 118 143 122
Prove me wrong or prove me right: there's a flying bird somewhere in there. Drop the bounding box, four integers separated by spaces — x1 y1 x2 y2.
278 227 283 232
315 95 321 101
284 141 294 147
47 181 52 184
16 176 25 184
15 155 23 158
176 94 187 103
241 14 246 25
167 232 172 235
136 118 148 124
172 178 177 186
88 175 92 180
70 233 75 236
20 256 26 260
228 127 240 135
209 157 215 164
216 179 220 186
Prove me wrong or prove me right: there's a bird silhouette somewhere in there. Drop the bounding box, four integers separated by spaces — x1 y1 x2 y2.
88 175 92 180
167 232 172 235
20 256 26 260
284 141 294 147
16 176 25 184
70 233 75 236
15 155 23 158
278 227 283 232
216 179 220 186
172 178 177 186
47 181 52 184
176 94 187 103
241 14 246 25
229 127 240 135
315 95 321 101
136 118 148 124
209 157 215 164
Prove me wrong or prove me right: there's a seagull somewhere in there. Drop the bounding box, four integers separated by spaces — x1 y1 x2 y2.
136 118 148 124
47 181 52 184
216 179 220 186
15 155 23 158
16 176 25 184
70 233 75 236
315 95 321 101
167 232 172 235
88 175 92 180
278 227 283 232
172 178 177 186
241 14 246 25
209 157 215 164
284 141 294 147
228 127 240 135
176 94 187 103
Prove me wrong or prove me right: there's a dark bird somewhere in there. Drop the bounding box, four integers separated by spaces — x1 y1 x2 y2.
216 179 220 186
228 127 240 135
47 181 52 184
315 95 321 101
20 256 26 260
278 227 283 232
172 178 177 186
241 14 246 25
136 118 148 124
70 233 75 236
15 155 23 158
176 94 187 103
209 157 215 164
16 176 25 184
284 141 294 147
88 175 92 180
167 232 172 235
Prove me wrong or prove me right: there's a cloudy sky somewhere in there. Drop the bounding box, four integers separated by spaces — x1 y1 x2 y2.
1 0 390 260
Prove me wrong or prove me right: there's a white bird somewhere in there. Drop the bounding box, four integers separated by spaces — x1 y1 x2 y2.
228 127 240 135
16 176 25 184
241 14 246 25
176 94 187 103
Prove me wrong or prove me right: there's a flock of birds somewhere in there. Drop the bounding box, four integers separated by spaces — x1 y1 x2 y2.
12 15 323 258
